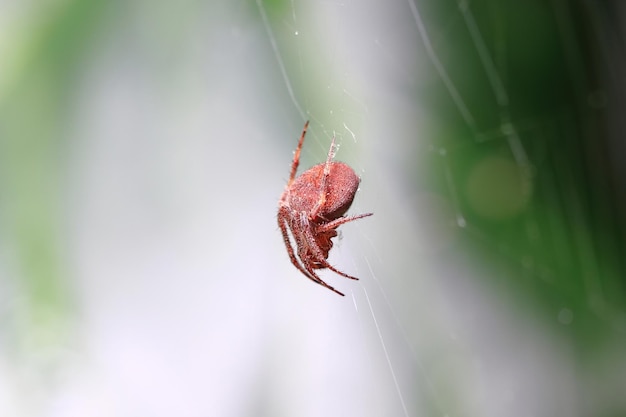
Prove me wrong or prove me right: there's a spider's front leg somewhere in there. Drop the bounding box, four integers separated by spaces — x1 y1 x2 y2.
278 208 317 283
279 210 346 297
287 121 309 186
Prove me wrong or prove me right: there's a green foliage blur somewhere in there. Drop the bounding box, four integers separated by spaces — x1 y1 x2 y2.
418 0 626 349
0 0 110 350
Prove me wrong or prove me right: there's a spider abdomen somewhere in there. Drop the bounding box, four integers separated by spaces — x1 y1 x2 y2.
288 161 360 221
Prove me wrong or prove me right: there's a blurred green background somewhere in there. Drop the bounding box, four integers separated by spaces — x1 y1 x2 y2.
1 0 625 416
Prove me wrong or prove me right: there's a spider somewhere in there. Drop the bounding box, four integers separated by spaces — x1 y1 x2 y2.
278 121 373 296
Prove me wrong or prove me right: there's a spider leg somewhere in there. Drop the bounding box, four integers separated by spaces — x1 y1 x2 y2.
302 264 346 297
278 210 344 296
287 120 309 186
278 210 345 296
311 134 337 219
317 212 374 232
302 227 361 282
278 211 318 282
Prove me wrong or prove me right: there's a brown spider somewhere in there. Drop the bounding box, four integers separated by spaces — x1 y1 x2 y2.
278 121 373 296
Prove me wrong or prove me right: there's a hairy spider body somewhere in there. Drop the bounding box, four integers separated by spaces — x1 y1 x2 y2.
278 121 373 296
286 162 360 218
